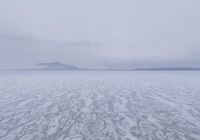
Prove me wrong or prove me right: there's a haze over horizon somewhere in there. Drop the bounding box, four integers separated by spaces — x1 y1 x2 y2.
0 0 200 69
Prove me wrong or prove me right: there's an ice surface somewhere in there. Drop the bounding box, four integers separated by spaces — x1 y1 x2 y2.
0 71 200 140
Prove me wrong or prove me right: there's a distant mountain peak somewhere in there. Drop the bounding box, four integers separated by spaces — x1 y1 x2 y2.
36 62 79 70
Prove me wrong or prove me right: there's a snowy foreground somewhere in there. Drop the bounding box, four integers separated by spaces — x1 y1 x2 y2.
0 71 200 140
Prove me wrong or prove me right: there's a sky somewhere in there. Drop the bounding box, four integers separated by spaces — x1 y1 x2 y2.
0 0 200 69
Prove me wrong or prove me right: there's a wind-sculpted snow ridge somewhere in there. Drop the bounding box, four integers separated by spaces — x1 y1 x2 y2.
0 71 200 140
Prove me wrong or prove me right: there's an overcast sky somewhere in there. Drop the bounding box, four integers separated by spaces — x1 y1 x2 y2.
0 0 200 69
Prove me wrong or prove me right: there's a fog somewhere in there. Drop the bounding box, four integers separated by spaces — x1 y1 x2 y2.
0 0 200 69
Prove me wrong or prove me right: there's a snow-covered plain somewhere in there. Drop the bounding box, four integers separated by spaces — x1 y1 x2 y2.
0 71 200 140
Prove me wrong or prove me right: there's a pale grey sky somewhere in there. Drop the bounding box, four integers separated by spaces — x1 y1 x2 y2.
0 0 200 69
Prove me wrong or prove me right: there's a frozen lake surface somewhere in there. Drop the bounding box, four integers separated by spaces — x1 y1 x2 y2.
0 71 200 140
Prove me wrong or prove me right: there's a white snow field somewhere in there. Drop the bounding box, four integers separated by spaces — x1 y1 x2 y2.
0 71 200 140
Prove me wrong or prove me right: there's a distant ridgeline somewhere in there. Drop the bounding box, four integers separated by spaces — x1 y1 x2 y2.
33 62 200 71
36 62 81 70
135 67 200 71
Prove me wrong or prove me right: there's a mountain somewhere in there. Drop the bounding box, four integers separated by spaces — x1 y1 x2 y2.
36 62 80 70
135 67 200 71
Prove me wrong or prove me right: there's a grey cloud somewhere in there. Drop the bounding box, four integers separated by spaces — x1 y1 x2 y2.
0 0 200 69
